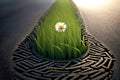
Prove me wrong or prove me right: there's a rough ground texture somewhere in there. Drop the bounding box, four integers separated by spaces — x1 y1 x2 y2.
13 1 115 80
13 26 115 80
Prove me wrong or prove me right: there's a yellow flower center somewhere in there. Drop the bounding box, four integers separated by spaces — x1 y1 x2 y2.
58 25 64 29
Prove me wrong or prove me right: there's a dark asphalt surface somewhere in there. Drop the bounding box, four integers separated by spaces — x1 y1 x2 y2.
0 0 55 80
73 0 120 79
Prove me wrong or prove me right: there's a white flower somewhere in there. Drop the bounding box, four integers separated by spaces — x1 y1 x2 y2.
55 22 67 32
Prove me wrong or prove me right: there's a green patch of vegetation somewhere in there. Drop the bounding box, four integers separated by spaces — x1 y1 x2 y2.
33 0 87 60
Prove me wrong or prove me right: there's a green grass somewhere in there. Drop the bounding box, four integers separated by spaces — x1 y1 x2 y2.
33 0 87 60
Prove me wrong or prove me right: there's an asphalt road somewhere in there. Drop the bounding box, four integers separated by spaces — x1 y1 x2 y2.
73 0 120 79
0 0 55 79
